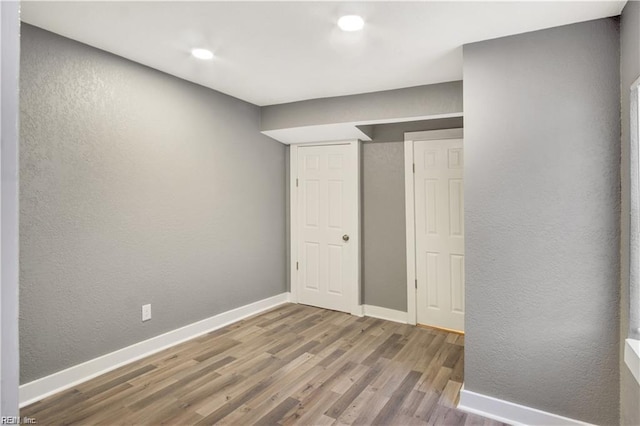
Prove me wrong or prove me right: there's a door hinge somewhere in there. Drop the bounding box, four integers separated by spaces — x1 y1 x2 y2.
415 279 417 289
413 163 415 173
296 178 299 187
296 261 299 270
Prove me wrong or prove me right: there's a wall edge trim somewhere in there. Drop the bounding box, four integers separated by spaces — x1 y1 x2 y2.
19 292 291 407
363 304 408 324
458 387 593 426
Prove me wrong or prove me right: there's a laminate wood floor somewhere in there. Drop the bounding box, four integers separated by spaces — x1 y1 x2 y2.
22 303 508 426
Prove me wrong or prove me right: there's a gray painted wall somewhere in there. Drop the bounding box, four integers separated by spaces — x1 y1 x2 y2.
620 1 640 425
369 117 463 144
463 18 620 425
19 24 286 384
362 142 407 311
1 1 20 416
261 82 462 131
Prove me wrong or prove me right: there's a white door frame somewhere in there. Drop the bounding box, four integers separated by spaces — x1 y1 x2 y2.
404 129 464 326
289 140 362 316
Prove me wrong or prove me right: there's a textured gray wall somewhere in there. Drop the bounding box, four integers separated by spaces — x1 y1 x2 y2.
362 142 407 311
261 82 462 131
463 19 620 425
620 1 640 424
19 24 286 384
1 2 20 416
369 117 463 144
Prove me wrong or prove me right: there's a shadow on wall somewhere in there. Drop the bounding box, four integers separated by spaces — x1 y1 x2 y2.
364 117 464 143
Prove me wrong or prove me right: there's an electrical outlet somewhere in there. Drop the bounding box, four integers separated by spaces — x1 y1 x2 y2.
142 304 151 322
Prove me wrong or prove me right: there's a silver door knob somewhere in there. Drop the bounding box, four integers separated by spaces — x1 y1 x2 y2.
342 234 350 242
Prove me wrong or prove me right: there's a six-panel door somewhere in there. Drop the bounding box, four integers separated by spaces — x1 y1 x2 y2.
414 139 465 331
297 144 355 313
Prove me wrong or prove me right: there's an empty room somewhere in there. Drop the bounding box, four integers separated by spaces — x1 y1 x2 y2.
0 1 639 425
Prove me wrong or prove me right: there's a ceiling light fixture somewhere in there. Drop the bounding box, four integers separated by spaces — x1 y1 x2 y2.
191 48 214 60
338 15 364 32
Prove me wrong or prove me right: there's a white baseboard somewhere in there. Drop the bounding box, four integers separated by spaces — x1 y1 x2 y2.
363 304 407 324
19 292 291 408
458 387 592 426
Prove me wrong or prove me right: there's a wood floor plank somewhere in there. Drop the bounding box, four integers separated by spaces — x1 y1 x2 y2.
290 360 357 405
184 373 246 415
324 364 382 419
80 400 135 426
412 332 447 373
415 343 455 393
254 396 300 426
255 305 306 328
235 353 319 421
21 388 87 419
330 362 370 394
317 348 346 368
231 365 325 424
393 328 434 365
196 350 312 423
82 364 157 399
399 388 427 418
125 358 198 388
56 385 142 424
361 332 402 364
443 343 464 369
127 367 218 411
194 377 277 424
192 338 241 362
371 370 422 424
451 351 465 383
282 390 342 426
464 412 492 426
440 379 463 409
429 401 468 425
413 389 442 423
21 303 508 426
157 407 204 425
348 385 391 425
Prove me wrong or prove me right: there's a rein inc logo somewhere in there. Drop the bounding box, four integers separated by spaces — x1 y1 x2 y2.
1 417 36 424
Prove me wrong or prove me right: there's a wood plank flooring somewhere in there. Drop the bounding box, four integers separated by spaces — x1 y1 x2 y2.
22 304 507 425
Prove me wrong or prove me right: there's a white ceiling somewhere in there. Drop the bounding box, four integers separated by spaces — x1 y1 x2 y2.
21 1 625 106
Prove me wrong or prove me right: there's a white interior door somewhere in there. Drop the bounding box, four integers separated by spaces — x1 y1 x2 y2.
414 138 465 331
295 143 358 314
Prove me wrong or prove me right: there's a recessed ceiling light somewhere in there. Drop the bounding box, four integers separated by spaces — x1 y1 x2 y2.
338 15 364 32
191 48 214 60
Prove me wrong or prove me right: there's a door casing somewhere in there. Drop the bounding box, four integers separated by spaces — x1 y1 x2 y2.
404 128 464 326
289 140 362 316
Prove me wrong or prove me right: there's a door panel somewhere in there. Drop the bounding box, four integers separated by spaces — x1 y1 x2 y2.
297 144 355 313
304 243 320 290
327 244 343 295
304 180 320 227
415 139 465 331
